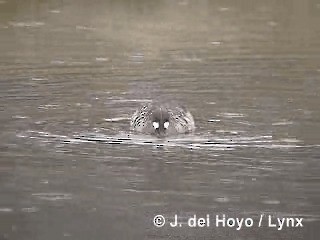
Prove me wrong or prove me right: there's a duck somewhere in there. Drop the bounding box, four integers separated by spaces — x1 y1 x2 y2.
130 103 195 136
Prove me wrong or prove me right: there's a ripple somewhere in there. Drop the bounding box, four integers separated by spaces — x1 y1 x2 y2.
104 117 130 122
215 197 230 203
75 25 96 31
49 9 61 14
50 60 65 65
279 138 301 143
109 99 152 103
95 57 109 62
210 41 222 45
272 121 294 126
32 193 73 201
262 200 281 205
21 129 314 152
178 56 202 62
38 104 60 110
208 119 221 122
0 208 13 212
31 77 48 81
218 112 246 118
9 21 45 28
21 207 39 213
218 7 229 12
12 115 29 119
129 53 144 63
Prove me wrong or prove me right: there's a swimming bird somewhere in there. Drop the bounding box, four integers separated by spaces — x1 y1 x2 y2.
130 103 195 136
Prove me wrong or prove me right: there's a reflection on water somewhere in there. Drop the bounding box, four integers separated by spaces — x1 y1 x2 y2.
0 0 320 239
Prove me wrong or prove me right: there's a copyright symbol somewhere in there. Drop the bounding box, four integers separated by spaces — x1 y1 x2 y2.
153 215 165 227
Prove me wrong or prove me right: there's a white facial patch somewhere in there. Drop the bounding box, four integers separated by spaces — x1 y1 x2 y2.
164 121 169 129
152 122 159 129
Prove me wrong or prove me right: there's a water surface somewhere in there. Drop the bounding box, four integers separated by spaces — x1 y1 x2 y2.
0 0 320 239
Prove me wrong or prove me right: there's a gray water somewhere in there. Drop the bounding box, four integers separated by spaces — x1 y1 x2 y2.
1 0 320 239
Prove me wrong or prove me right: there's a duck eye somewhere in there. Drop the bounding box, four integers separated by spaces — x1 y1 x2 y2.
152 122 159 129
164 121 169 129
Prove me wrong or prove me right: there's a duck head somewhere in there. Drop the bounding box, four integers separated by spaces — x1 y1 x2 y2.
151 108 170 137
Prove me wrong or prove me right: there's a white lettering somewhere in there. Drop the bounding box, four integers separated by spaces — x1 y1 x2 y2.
268 215 277 228
216 214 225 227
